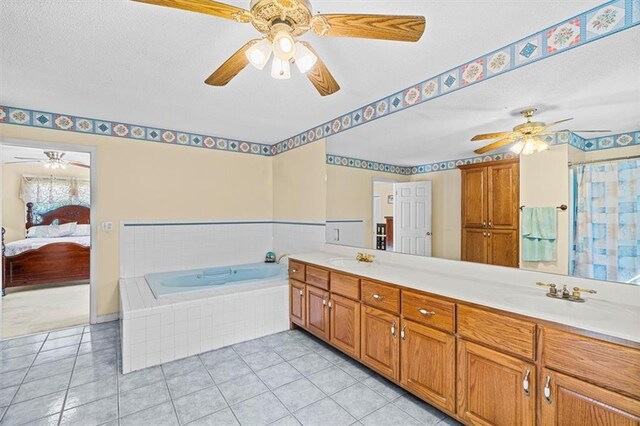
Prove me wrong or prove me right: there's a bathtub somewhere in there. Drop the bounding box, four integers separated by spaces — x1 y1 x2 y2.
145 262 287 298
119 262 290 373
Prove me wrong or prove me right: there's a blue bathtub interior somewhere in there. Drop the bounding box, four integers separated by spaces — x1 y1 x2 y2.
145 262 287 298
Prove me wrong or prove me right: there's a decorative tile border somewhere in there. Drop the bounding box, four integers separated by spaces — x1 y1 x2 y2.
0 106 271 156
327 131 640 175
279 0 639 155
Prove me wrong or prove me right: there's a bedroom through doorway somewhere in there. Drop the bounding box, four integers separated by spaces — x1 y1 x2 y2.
1 144 93 339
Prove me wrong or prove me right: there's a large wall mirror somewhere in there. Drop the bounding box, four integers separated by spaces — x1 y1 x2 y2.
325 24 639 286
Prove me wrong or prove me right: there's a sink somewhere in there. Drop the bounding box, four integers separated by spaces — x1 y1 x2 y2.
327 257 372 267
502 295 611 321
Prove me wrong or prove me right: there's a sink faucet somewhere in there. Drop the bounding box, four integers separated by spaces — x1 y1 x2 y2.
276 254 289 264
536 282 597 303
356 252 375 263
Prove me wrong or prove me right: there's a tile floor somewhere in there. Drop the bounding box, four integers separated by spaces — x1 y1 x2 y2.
0 321 461 426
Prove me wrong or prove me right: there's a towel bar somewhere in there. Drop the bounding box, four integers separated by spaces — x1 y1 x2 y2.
519 204 567 211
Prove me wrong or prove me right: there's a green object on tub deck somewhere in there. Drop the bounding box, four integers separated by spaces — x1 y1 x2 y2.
522 207 557 262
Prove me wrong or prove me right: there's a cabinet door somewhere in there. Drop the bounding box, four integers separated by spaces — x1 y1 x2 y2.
360 306 399 380
462 167 488 228
541 369 640 426
400 320 455 412
487 163 519 229
458 340 535 426
329 294 361 358
462 228 488 264
290 280 306 328
488 229 519 267
306 285 330 340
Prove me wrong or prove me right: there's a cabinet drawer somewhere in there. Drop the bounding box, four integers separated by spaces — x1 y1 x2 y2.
331 272 360 300
458 305 536 361
361 280 399 314
401 290 455 333
306 265 329 290
288 261 306 282
541 327 640 399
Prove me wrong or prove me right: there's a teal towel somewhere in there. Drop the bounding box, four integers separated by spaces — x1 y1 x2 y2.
521 207 557 261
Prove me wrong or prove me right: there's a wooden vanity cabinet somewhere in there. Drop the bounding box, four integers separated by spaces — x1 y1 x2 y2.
329 294 360 358
306 285 330 340
458 339 536 426
540 368 640 425
400 319 456 412
361 306 400 381
289 280 306 328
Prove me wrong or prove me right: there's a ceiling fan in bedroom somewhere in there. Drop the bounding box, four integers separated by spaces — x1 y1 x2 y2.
6 151 89 169
471 108 610 155
132 0 426 96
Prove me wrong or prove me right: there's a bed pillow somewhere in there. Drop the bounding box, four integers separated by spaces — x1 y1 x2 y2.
26 225 52 238
70 224 90 236
56 222 77 237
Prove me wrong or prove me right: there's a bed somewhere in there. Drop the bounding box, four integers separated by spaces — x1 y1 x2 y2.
2 202 90 295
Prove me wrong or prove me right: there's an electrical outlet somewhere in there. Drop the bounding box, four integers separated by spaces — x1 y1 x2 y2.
102 222 113 232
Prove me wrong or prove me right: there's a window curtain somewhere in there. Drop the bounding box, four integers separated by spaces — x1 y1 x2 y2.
20 175 90 216
571 159 640 284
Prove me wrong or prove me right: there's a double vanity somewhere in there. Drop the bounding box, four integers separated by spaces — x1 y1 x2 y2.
288 249 640 426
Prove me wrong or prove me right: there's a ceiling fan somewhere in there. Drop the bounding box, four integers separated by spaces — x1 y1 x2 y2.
6 151 89 169
133 0 426 96
471 109 610 155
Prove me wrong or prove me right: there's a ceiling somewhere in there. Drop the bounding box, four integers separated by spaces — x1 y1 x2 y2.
1 0 607 149
1 145 90 166
328 28 640 165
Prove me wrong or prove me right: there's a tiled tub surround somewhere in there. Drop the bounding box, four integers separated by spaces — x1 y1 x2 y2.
120 221 325 279
119 276 288 374
0 322 460 426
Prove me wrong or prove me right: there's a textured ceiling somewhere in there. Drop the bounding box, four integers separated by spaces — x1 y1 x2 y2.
1 0 605 149
1 145 90 165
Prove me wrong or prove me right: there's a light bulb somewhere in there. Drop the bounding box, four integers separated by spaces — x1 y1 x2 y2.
245 39 272 70
293 42 318 73
271 57 291 80
273 30 296 60
536 141 549 152
510 141 524 154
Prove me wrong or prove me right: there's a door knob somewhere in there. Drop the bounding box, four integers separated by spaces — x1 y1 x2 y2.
426 232 432 236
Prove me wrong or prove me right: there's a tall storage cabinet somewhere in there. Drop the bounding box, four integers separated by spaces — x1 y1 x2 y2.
460 159 520 267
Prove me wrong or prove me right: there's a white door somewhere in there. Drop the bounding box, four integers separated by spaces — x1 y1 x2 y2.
373 196 381 247
394 182 432 256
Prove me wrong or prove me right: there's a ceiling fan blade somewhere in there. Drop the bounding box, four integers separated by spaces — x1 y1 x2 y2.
546 118 574 127
474 137 515 155
470 132 513 142
14 156 43 161
570 130 612 133
205 40 257 86
299 42 340 96
4 161 39 165
313 14 426 42
132 0 252 22
67 162 90 169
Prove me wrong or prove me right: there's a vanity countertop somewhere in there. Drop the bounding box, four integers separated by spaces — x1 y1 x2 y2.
290 251 640 344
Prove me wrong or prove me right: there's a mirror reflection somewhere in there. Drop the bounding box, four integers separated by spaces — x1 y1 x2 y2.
325 30 639 285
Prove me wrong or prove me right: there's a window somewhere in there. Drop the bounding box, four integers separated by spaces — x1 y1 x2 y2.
20 175 90 216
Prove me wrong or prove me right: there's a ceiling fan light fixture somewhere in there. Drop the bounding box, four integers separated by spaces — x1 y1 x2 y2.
271 57 291 79
293 41 317 73
245 39 273 70
272 29 296 60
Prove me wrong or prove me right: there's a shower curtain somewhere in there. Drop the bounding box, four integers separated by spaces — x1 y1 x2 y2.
571 159 639 284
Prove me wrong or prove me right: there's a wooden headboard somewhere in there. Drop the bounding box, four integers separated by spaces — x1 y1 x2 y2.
26 202 90 229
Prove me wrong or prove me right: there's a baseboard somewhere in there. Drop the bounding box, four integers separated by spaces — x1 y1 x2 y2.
95 313 120 323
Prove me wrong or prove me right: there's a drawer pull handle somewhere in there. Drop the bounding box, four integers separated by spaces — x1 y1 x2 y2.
400 325 407 340
372 294 384 301
391 320 396 337
299 289 303 297
328 300 332 309
323 299 327 306
522 370 530 396
418 308 435 316
290 268 298 273
544 376 552 403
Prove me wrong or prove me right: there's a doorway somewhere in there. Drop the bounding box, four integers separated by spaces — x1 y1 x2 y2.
0 141 97 338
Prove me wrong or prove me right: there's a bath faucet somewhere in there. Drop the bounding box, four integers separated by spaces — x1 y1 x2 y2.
276 254 289 264
356 252 375 263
